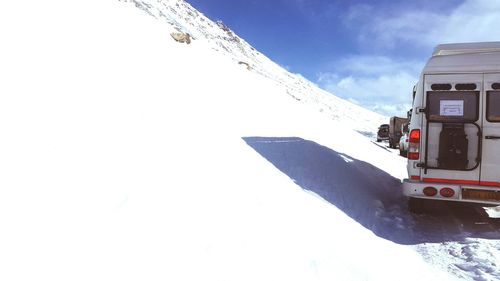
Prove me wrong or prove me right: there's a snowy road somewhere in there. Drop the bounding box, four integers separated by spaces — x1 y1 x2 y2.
244 137 500 280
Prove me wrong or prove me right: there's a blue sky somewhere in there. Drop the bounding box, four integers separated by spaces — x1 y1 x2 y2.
187 0 500 116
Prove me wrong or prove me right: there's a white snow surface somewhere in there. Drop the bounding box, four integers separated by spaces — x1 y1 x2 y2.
0 1 498 280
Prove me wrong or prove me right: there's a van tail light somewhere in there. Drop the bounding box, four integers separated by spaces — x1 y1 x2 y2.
423 186 437 196
408 129 420 160
440 188 455 198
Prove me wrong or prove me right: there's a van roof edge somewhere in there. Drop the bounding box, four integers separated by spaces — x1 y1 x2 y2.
432 42 500 56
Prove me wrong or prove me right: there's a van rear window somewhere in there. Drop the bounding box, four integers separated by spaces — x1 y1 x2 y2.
487 91 500 122
427 91 479 122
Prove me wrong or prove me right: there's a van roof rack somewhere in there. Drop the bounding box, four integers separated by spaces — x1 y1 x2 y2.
432 42 500 56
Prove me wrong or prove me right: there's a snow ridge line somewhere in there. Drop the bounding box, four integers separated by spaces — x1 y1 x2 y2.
118 0 387 136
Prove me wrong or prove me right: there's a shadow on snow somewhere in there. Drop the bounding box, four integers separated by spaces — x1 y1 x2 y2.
243 137 500 245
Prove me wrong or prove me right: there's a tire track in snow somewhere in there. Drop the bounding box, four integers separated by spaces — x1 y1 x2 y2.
409 204 500 280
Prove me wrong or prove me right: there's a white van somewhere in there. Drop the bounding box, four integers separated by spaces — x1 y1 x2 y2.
403 42 500 212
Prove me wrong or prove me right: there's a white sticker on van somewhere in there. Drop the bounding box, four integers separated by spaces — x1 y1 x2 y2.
440 100 464 116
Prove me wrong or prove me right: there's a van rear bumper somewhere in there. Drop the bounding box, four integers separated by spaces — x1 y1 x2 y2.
402 179 500 205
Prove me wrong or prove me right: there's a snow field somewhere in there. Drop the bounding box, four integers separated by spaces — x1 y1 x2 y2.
0 1 488 280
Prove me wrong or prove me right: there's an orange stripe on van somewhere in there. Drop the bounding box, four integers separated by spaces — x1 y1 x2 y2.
479 181 500 187
422 177 479 185
421 177 500 187
410 175 420 180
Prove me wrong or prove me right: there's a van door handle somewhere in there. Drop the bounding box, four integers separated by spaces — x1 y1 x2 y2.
485 135 500 139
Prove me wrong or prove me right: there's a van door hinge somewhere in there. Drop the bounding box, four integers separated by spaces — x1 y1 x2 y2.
417 107 426 114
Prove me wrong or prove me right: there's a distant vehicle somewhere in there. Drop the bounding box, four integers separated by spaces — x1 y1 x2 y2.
399 122 409 156
389 116 409 148
376 124 389 142
403 41 500 212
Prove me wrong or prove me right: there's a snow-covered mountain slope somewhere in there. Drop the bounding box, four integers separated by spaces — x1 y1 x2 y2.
122 0 387 136
0 1 499 281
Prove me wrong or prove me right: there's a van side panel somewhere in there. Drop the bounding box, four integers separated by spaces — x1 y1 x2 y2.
406 77 424 180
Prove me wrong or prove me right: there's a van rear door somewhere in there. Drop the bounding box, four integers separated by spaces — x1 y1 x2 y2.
421 74 483 184
480 74 500 187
